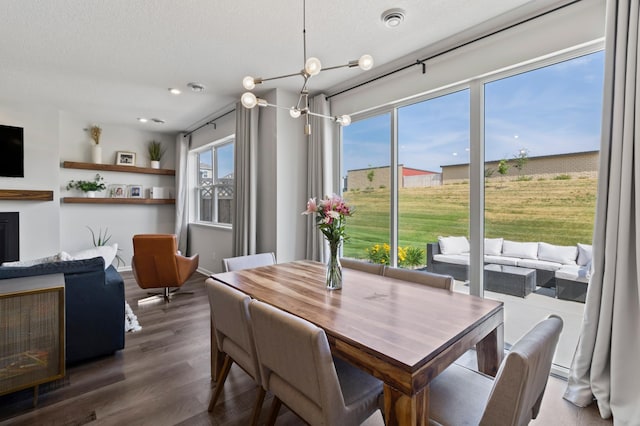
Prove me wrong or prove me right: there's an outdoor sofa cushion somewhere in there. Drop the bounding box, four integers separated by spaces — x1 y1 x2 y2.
517 258 563 271
484 255 520 266
438 236 470 255
577 243 593 266
502 240 539 260
433 254 470 266
538 242 577 265
484 238 504 256
555 264 590 283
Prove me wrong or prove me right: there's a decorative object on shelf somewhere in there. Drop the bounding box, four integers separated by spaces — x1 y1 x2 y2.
88 125 102 164
66 173 106 197
108 184 127 198
115 151 136 166
148 140 165 169
127 185 143 198
302 194 353 290
240 0 373 135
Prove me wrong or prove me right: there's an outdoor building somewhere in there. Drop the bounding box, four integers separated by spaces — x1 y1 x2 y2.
346 165 440 191
443 150 599 183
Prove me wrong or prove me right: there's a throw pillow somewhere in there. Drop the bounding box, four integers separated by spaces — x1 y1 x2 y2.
577 243 593 266
484 238 503 256
64 244 118 269
438 236 469 255
501 240 538 260
1 253 64 267
538 242 577 265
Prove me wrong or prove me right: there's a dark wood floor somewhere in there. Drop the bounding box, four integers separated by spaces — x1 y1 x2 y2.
0 271 610 426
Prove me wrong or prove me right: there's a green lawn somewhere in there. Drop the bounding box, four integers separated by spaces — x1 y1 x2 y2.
342 177 597 262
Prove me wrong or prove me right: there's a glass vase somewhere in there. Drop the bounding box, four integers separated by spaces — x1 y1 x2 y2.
326 241 343 290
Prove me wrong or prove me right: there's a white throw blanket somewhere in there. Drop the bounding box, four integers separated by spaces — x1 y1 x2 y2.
124 301 142 332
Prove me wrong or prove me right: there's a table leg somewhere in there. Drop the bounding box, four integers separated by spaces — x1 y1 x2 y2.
383 383 428 426
476 323 504 377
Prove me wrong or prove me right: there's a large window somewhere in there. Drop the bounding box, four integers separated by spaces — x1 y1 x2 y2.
195 136 234 225
340 48 604 373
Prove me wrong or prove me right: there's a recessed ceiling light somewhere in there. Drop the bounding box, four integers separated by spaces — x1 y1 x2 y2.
137 117 148 123
151 118 166 124
187 82 206 92
381 8 405 28
168 88 181 95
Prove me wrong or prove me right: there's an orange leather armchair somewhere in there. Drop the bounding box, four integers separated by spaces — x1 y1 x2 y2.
131 234 199 303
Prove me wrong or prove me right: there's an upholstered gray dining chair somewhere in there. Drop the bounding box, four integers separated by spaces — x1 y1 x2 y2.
428 314 563 426
222 252 276 272
249 299 384 426
205 278 264 426
340 257 385 275
382 267 454 291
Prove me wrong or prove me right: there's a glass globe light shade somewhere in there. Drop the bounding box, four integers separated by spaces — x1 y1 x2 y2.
304 57 322 76
337 115 351 126
289 108 301 118
358 54 374 70
241 92 258 109
242 76 256 90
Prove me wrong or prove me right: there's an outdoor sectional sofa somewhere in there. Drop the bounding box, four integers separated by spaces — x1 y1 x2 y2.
425 236 592 302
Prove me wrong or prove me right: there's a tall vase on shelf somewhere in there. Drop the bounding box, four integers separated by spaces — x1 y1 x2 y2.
91 145 102 164
326 239 343 290
302 194 352 291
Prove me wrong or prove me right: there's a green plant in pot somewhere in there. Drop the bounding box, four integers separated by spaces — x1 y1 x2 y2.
67 173 106 197
148 140 165 169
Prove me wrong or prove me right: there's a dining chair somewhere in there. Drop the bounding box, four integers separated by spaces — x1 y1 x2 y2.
428 314 563 426
131 234 199 304
382 266 454 291
222 252 276 272
205 278 265 426
340 257 384 275
249 299 384 426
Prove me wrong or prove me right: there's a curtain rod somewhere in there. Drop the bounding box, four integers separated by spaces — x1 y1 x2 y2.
326 0 581 100
183 108 236 137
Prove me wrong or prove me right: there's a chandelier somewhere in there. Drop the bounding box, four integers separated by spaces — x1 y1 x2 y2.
240 0 373 135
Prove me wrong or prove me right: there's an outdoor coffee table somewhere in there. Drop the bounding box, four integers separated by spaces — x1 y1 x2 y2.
484 264 537 298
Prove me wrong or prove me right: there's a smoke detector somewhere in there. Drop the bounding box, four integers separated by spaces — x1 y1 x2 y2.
381 8 405 28
187 82 206 92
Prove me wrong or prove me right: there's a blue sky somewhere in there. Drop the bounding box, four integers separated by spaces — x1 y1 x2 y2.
343 50 605 174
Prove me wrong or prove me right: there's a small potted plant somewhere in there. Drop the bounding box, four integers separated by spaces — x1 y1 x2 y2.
148 140 165 169
89 125 102 164
66 174 106 198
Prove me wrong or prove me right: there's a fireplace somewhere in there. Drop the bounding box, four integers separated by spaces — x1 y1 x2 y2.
0 212 19 263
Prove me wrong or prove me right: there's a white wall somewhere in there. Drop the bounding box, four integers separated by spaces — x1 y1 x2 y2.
58 112 176 267
0 102 61 259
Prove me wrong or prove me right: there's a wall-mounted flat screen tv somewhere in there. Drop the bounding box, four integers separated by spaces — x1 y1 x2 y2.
0 124 24 177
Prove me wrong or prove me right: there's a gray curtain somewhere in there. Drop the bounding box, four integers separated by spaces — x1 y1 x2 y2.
305 94 334 262
564 0 640 423
232 102 259 256
174 133 190 254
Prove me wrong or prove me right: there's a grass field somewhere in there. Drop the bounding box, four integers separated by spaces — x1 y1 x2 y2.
342 177 598 262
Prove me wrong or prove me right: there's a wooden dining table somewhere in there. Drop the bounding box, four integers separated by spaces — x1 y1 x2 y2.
211 260 504 426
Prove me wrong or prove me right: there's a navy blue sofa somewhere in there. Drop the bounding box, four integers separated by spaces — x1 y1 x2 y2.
0 257 125 365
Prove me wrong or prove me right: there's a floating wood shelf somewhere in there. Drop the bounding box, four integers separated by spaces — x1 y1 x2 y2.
0 190 54 201
62 197 175 205
62 161 175 176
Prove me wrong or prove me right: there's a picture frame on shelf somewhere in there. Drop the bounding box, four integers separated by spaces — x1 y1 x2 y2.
128 184 143 199
115 151 136 166
109 184 127 198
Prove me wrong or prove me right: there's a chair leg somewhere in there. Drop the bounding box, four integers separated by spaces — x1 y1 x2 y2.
266 397 282 426
137 287 193 305
249 386 267 426
208 354 233 412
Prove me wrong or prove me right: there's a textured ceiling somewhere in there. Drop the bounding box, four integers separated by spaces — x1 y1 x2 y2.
0 0 546 133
